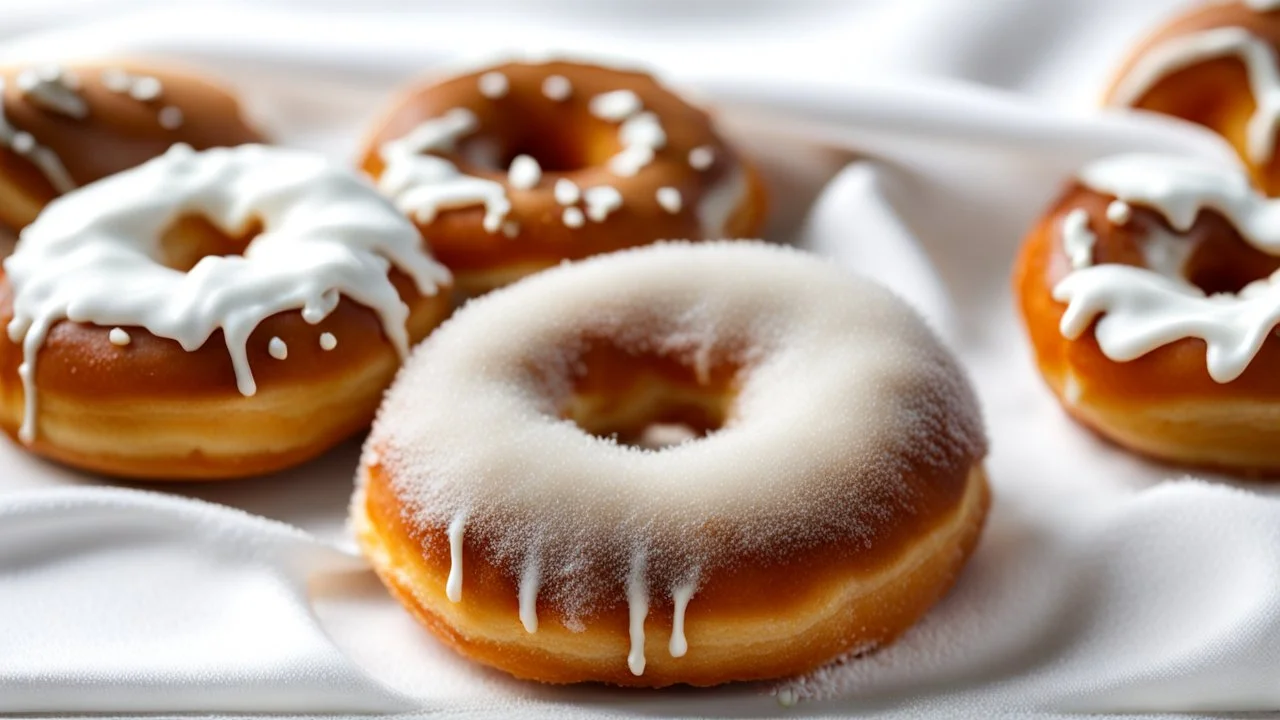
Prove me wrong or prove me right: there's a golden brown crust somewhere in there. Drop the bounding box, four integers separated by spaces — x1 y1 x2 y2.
1105 2 1280 194
354 461 990 687
357 61 767 295
0 60 266 231
1014 184 1280 473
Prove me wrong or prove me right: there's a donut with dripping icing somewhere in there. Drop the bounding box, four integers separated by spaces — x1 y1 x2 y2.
353 242 989 686
0 144 452 480
1105 1 1280 194
0 61 265 232
356 60 767 296
1015 152 1280 473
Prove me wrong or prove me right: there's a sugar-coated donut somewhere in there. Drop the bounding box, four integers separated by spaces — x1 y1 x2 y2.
1105 1 1280 194
353 242 989 686
357 60 767 295
0 144 452 480
0 61 265 232
1014 152 1280 473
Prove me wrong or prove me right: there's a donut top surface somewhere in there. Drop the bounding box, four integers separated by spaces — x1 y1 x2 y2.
1047 153 1280 383
4 143 450 443
359 60 753 273
0 63 264 225
363 242 986 667
1107 1 1280 179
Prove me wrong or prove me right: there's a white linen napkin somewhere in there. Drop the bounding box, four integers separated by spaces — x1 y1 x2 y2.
2 0 1278 717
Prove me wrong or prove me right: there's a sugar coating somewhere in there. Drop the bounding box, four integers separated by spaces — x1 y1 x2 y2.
364 241 986 640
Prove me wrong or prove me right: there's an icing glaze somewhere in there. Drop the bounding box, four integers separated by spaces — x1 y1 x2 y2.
541 75 572 101
478 71 509 99
508 154 541 190
157 106 184 130
627 561 649 676
583 185 623 222
446 512 466 602
102 69 162 102
108 328 130 346
1054 153 1280 382
688 146 715 171
378 108 512 234
268 337 288 360
588 89 641 121
0 78 76 193
668 580 696 658
16 66 86 119
367 242 986 675
587 91 666 178
1061 208 1097 270
656 187 682 214
562 207 585 227
554 178 580 205
319 332 337 351
1110 27 1280 165
1106 200 1133 225
5 144 450 442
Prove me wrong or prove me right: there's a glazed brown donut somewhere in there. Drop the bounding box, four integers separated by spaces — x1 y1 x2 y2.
0 61 265 232
354 242 989 686
1105 1 1280 194
0 144 452 480
1015 152 1280 473
358 60 767 295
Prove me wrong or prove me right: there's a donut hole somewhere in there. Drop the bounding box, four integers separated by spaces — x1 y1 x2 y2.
557 342 738 449
157 214 259 272
1181 235 1280 296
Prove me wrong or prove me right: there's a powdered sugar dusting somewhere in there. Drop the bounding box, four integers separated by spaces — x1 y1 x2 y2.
363 242 985 656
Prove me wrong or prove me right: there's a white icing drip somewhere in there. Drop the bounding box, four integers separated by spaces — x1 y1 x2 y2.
583 186 623 222
688 146 715 171
0 78 75 193
562 207 585 228
268 336 287 360
554 178 580 205
588 89 641 121
696 165 748 237
656 186 682 214
668 580 696 658
1054 153 1280 382
16 66 87 119
627 561 648 676
319 332 337 351
478 71 509 99
108 327 130 346
507 154 542 190
1110 27 1280 165
1107 200 1133 225
4 144 449 442
1061 208 1097 270
1141 225 1196 278
518 557 540 633
378 108 511 234
541 75 572 101
446 512 466 602
158 106 184 130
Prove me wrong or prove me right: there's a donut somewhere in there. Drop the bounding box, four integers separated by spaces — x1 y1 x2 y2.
353 242 989 686
0 143 453 480
357 60 767 295
1105 1 1280 194
0 61 265 232
1014 151 1280 472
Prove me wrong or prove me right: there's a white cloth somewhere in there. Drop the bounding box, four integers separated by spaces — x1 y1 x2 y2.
0 0 1276 716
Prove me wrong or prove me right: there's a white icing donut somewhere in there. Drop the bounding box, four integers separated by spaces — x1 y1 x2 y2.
1054 152 1280 382
359 241 987 679
5 143 450 443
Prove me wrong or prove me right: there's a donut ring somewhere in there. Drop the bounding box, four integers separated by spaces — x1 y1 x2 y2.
354 242 989 686
358 60 767 295
0 144 452 480
0 61 265 232
1105 1 1280 194
1014 152 1280 473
